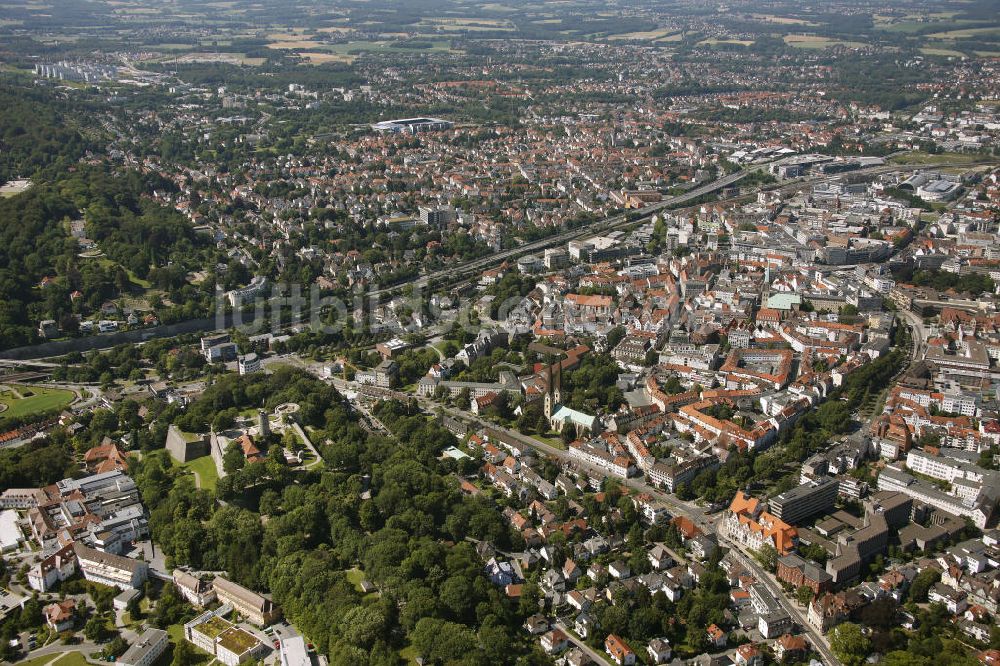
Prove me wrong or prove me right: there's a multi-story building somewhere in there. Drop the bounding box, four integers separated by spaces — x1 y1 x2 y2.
173 569 217 607
569 439 635 478
74 542 148 590
878 465 994 529
418 205 458 227
906 448 989 485
807 591 864 633
279 637 310 666
237 353 261 376
647 456 719 493
0 488 47 509
212 577 282 627
185 611 267 666
825 514 889 587
776 554 833 595
28 470 149 555
605 634 636 665
118 629 168 666
719 492 798 555
28 542 77 592
768 477 839 525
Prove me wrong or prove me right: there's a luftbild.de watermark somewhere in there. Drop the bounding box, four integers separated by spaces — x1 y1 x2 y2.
214 280 541 338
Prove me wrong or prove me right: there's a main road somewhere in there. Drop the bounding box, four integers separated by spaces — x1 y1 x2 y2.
368 156 990 300
367 162 769 298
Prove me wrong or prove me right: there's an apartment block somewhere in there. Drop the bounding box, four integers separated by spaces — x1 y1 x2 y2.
768 477 839 525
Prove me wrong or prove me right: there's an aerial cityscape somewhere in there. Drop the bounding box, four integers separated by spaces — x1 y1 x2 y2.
0 1 998 665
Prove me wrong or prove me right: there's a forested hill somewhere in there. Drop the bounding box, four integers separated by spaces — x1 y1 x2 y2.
0 83 214 350
0 84 92 184
128 368 545 665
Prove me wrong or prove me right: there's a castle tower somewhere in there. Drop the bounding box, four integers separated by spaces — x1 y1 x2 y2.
258 409 270 438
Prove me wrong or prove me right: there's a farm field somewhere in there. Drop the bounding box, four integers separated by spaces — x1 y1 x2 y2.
607 26 679 41
698 38 754 46
926 25 1000 39
749 14 818 26
920 47 966 57
783 34 867 49
297 52 355 64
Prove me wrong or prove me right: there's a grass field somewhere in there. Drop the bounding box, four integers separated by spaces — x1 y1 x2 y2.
748 14 818 26
784 34 867 49
268 38 324 50
607 27 679 41
531 434 567 450
698 38 754 47
0 384 75 420
166 622 185 644
890 151 989 165
18 651 90 666
880 19 981 34
88 257 152 289
324 39 456 55
297 52 355 64
419 17 515 31
345 567 367 592
182 455 219 491
399 644 420 665
920 47 966 57
926 26 1000 39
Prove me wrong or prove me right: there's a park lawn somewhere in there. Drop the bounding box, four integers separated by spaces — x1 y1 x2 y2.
91 257 153 289
0 384 75 421
166 622 186 645
345 567 367 593
183 455 219 491
399 644 421 665
531 434 568 450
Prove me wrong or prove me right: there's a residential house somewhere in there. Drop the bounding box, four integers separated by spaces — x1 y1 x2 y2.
44 600 75 632
707 624 727 648
735 643 762 666
647 638 672 664
541 628 569 654
605 634 636 666
774 634 808 663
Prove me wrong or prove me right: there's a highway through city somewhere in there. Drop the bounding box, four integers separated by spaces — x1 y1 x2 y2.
367 156 990 302
368 162 769 298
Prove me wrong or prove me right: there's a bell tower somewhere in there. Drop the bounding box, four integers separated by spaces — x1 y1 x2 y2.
545 358 563 420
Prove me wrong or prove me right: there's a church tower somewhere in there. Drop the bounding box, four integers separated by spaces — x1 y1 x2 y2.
544 359 562 419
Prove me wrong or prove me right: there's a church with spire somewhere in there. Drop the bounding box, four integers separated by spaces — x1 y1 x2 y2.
543 355 600 437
